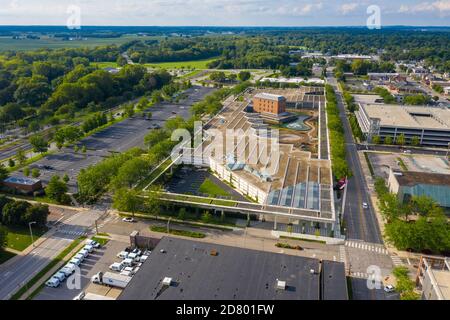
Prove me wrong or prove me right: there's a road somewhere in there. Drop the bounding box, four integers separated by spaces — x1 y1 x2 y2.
0 208 102 300
361 144 449 156
326 72 382 244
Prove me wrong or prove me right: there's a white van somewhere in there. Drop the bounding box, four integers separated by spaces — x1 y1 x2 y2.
138 255 149 263
85 239 101 249
53 272 66 282
123 258 134 268
61 263 76 276
45 277 60 288
74 253 85 261
70 257 82 266
84 244 94 253
117 251 129 259
79 249 89 258
109 262 124 272
128 252 139 262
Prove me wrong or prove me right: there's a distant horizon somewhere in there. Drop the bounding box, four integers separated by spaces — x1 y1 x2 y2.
0 25 449 28
1 0 450 27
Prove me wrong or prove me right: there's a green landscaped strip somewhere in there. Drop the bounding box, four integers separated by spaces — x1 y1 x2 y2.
364 152 375 176
5 225 48 252
0 250 16 265
150 225 206 238
12 236 86 300
91 236 109 246
143 57 219 70
212 200 237 207
7 152 52 173
198 178 232 197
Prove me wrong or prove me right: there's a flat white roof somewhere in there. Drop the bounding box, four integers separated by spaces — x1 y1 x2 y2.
361 104 450 130
254 93 286 101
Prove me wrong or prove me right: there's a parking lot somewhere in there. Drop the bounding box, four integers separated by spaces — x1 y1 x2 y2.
24 86 215 193
35 240 127 300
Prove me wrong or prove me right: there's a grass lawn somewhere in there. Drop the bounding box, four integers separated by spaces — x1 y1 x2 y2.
0 35 160 52
91 61 119 69
198 178 231 197
150 226 206 238
91 236 110 246
0 250 16 265
5 225 48 252
143 57 219 70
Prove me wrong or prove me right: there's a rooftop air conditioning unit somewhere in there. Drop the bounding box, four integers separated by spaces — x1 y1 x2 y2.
276 280 286 290
162 277 173 286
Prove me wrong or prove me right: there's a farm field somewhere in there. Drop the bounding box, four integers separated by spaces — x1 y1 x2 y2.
143 57 219 69
0 35 159 51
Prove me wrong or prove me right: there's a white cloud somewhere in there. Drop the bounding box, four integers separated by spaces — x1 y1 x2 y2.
339 3 359 15
398 0 450 14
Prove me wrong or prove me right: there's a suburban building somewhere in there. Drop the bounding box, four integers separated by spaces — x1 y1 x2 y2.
253 93 287 115
1 176 43 194
119 237 348 300
355 103 450 147
416 256 450 300
387 169 450 209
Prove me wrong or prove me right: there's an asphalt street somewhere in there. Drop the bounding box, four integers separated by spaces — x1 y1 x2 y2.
16 86 215 193
0 208 102 300
326 73 382 244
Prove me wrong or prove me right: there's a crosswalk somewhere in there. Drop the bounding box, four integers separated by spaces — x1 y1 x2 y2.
96 215 119 229
390 255 404 267
345 240 388 255
350 272 370 279
58 229 87 236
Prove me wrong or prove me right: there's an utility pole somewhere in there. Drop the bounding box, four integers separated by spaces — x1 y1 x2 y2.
28 221 36 247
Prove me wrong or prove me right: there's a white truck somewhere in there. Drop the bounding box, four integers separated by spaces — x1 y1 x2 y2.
91 272 131 289
74 292 115 300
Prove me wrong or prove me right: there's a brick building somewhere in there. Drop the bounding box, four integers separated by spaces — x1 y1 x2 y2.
253 93 287 115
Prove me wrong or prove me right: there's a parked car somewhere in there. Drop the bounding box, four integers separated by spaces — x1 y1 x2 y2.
85 239 101 249
131 248 142 256
122 217 135 223
79 249 89 258
70 257 82 266
384 285 395 293
122 258 134 268
73 291 86 300
128 252 140 262
60 263 76 277
74 253 85 261
109 262 124 272
138 255 149 263
45 277 60 288
52 272 66 282
117 251 129 259
83 245 94 253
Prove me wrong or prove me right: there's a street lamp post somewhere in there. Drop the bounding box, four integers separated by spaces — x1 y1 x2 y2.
167 218 171 234
28 221 36 247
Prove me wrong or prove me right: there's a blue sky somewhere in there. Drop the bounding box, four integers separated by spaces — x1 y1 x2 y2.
0 0 449 26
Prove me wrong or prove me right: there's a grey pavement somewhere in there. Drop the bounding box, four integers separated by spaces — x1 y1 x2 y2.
326 73 382 244
0 209 102 300
18 86 215 193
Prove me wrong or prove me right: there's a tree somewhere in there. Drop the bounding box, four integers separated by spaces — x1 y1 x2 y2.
45 176 68 204
23 204 49 227
410 136 420 146
23 167 30 177
396 133 406 146
237 71 251 82
29 135 48 153
16 148 27 166
384 136 393 145
144 185 162 219
1 201 31 226
372 135 381 144
8 159 15 168
63 174 70 183
0 226 7 249
113 188 142 217
31 168 41 178
0 164 8 181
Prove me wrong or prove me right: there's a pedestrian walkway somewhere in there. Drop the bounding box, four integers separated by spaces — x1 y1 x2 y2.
57 229 87 237
390 255 404 267
345 240 388 255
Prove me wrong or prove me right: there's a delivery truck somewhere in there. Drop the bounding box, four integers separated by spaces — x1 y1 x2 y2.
91 271 131 289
